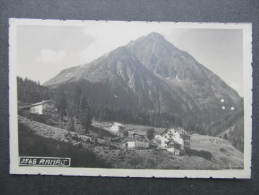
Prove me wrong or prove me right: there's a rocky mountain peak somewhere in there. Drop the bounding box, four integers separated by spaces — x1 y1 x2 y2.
142 32 167 42
128 32 176 50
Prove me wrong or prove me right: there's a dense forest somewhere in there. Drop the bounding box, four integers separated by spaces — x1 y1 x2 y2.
16 76 227 135
17 77 244 151
17 77 52 104
17 77 93 131
17 77 201 133
53 80 193 130
207 107 244 151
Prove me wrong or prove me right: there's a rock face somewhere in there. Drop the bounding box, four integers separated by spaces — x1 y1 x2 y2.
44 32 243 136
127 32 242 127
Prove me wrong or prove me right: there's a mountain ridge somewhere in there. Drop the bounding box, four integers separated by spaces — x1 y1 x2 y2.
44 32 243 136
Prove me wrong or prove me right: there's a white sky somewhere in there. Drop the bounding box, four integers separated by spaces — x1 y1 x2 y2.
15 21 244 96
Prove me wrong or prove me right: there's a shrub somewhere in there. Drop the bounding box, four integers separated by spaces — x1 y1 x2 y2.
185 148 213 161
29 114 49 123
146 128 155 140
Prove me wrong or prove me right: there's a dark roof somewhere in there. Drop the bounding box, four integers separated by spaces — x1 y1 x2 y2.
128 130 146 136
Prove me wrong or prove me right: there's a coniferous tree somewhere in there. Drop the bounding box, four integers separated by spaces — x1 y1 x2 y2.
67 117 75 132
79 95 92 133
17 76 51 103
56 88 67 120
146 128 155 140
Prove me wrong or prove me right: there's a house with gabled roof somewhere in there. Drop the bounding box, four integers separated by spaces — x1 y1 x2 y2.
122 130 150 149
19 100 56 115
154 127 190 155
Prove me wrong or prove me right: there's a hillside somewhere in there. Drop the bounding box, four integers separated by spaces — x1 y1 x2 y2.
217 115 244 151
18 116 243 169
190 134 243 168
19 121 111 168
206 106 244 151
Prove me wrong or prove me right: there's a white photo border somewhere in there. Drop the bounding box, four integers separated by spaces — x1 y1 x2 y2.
9 18 253 178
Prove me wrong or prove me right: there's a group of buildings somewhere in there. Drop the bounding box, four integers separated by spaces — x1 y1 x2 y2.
120 125 190 155
19 100 191 156
154 128 190 155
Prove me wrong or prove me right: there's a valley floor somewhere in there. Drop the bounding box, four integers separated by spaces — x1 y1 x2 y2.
18 116 243 170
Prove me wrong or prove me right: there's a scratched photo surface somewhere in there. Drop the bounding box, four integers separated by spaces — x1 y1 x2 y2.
9 19 252 178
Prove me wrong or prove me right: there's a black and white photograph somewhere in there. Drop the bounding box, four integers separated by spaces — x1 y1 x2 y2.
9 19 252 178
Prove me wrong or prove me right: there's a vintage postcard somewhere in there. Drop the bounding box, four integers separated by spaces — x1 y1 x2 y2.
9 19 252 178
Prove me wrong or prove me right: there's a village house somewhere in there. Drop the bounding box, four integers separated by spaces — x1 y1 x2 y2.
93 121 125 136
77 134 93 142
122 130 150 149
123 139 150 149
154 127 190 155
182 134 191 149
165 142 181 155
108 122 125 135
19 100 56 115
128 130 146 139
